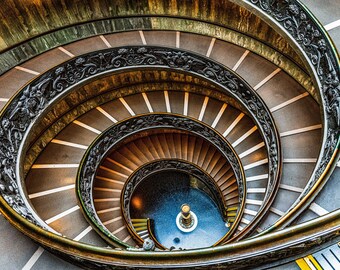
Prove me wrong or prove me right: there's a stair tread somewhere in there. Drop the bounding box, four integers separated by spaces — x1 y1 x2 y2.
180 32 212 56
104 31 143 48
143 30 176 47
63 35 108 56
77 108 113 132
7 28 329 263
236 51 278 88
210 39 247 69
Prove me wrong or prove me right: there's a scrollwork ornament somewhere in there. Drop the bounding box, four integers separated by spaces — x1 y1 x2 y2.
247 0 339 212
120 159 230 226
77 114 246 244
0 46 279 233
0 0 337 266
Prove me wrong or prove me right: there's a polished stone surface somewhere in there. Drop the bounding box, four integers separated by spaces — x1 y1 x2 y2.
130 171 228 249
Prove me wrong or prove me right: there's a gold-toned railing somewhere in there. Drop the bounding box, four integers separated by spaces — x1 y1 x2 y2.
0 0 338 268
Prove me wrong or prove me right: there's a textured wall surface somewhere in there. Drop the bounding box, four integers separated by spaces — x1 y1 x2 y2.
0 0 302 69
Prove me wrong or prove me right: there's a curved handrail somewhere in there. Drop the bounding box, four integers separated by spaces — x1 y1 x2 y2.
121 158 230 224
1 193 339 269
22 78 244 176
0 46 280 240
77 114 245 247
237 0 340 232
120 158 233 249
0 0 337 266
147 219 168 250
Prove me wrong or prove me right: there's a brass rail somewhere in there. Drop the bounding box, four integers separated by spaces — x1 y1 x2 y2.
0 0 338 268
77 114 246 247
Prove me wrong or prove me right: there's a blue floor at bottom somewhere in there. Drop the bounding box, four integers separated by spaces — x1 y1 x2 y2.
130 171 229 249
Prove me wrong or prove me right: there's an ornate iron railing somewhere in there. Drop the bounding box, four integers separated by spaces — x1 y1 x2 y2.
0 46 280 239
0 0 338 268
121 159 230 225
121 159 234 248
77 114 245 247
237 0 340 232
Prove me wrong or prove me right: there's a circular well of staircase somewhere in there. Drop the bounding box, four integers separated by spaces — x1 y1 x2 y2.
129 170 229 249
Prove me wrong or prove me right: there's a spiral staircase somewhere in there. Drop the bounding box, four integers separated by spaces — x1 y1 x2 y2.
0 0 339 269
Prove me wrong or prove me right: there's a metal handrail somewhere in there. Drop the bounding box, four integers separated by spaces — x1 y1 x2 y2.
76 114 246 247
0 46 280 240
236 0 340 232
0 0 338 268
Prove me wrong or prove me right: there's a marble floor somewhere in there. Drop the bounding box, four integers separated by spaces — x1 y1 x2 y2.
130 171 229 249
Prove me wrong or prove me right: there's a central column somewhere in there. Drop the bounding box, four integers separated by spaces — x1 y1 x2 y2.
180 204 193 227
176 203 198 232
